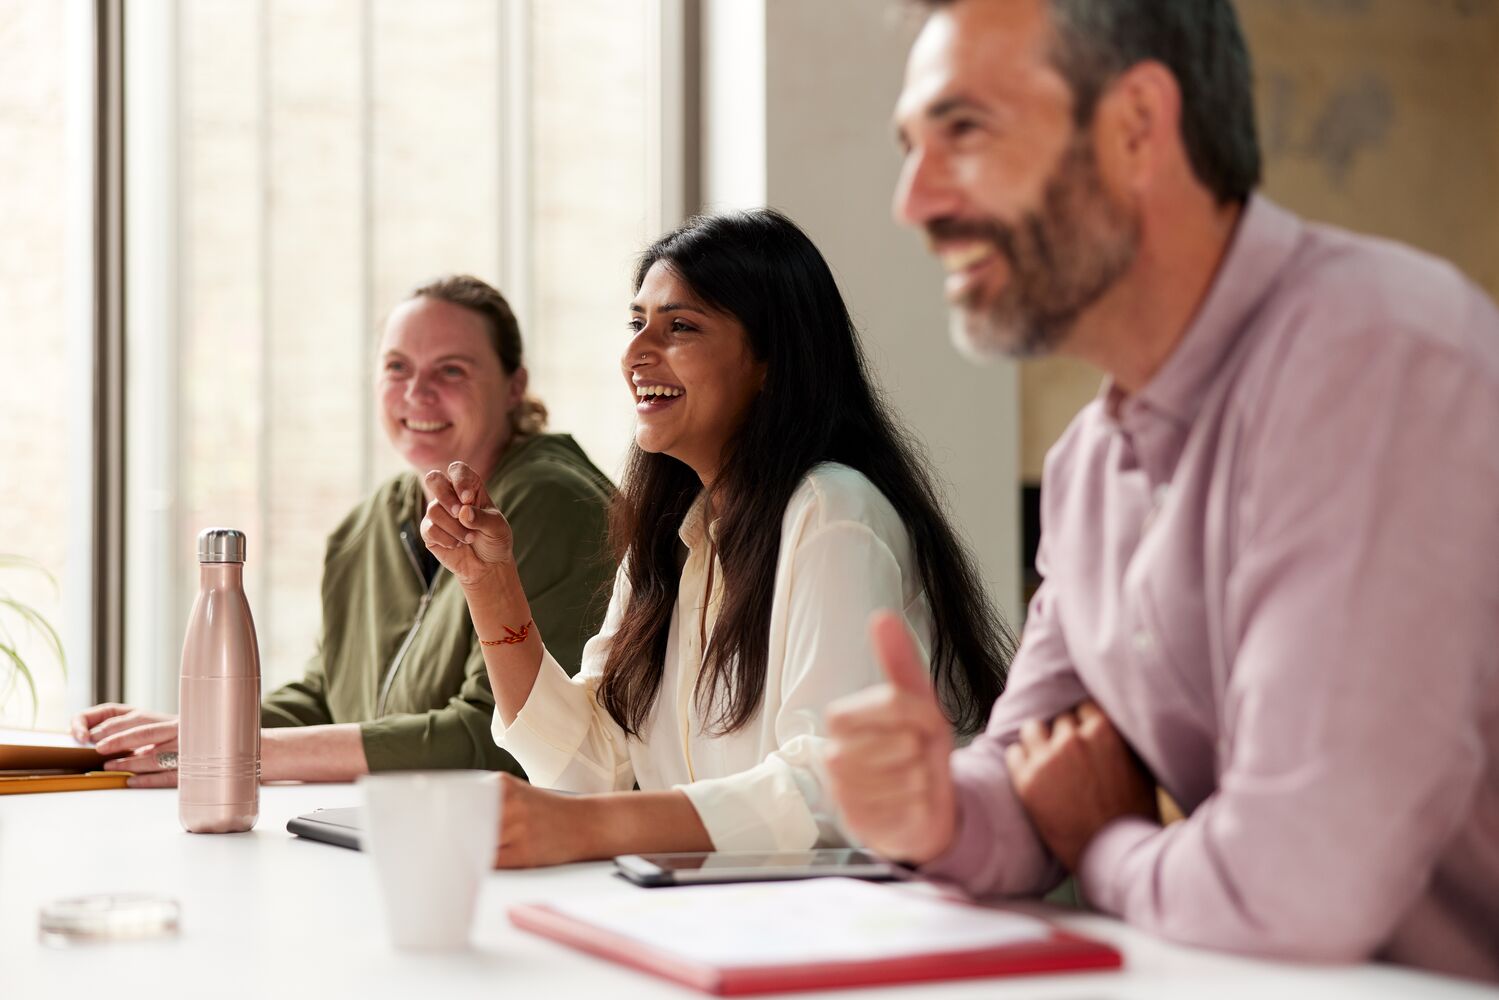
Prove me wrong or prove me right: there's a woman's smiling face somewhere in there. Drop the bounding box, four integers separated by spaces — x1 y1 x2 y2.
377 295 522 480
623 261 766 484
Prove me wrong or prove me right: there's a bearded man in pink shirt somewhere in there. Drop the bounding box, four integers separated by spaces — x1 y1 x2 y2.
824 0 1499 981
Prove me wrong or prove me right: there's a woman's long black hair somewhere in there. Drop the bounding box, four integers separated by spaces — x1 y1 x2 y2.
597 209 1014 739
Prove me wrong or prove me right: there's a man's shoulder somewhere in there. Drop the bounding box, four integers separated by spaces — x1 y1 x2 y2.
1035 220 1499 489
1268 220 1499 375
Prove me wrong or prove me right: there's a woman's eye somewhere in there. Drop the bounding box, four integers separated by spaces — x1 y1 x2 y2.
671 319 696 333
627 319 644 334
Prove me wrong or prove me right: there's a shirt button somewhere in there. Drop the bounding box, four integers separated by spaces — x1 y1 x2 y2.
1132 630 1154 654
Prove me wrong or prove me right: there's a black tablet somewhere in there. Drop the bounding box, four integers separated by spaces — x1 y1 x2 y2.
613 848 904 887
286 806 363 851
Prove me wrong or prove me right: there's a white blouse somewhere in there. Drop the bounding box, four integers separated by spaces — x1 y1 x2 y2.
491 462 935 851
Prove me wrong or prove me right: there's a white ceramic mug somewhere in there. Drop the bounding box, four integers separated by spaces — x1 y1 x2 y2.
359 770 499 951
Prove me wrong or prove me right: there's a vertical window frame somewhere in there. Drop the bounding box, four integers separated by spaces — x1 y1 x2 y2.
92 0 127 706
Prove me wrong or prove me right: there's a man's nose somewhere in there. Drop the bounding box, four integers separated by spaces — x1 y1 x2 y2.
893 144 960 229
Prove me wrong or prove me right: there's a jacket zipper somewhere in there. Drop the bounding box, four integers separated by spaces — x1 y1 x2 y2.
378 525 440 716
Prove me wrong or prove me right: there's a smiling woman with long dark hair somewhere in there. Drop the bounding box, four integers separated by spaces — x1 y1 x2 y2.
422 209 1014 866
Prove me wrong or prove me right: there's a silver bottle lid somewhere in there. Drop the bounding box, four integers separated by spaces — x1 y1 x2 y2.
198 528 247 564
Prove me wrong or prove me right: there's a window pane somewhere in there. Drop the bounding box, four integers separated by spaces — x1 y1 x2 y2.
0 0 92 729
124 0 656 708
371 0 502 333
530 0 651 479
127 0 506 702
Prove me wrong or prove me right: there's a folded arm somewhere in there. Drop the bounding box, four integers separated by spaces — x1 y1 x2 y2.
920 572 1092 896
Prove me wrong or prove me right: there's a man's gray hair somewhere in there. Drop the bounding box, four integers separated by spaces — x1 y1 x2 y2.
916 0 1262 203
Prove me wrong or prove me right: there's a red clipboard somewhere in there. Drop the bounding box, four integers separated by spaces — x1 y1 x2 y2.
510 880 1121 996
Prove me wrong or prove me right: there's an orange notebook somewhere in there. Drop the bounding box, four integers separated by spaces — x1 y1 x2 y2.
0 771 131 795
510 877 1121 996
0 727 128 795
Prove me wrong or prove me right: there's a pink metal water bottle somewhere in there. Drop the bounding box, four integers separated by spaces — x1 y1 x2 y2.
178 528 261 833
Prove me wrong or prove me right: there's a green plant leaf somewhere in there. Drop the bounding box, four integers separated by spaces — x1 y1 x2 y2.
0 638 40 720
0 555 59 595
0 596 67 676
0 560 67 716
0 555 67 716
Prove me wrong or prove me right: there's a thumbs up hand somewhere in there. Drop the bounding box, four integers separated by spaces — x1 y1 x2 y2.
824 611 958 866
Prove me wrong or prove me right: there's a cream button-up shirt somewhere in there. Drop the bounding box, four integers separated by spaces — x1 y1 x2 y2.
492 462 935 851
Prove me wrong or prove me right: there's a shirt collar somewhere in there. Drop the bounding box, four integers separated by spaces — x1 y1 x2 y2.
1107 194 1303 428
677 490 719 550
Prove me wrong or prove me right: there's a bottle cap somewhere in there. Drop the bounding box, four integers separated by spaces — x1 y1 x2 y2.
38 893 181 945
198 527 247 564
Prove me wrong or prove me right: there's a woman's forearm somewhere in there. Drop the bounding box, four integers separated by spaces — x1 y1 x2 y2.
462 566 545 725
578 790 715 859
261 723 369 782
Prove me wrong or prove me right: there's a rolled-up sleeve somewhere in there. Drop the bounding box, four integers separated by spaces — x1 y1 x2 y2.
491 567 635 792
1076 328 1499 961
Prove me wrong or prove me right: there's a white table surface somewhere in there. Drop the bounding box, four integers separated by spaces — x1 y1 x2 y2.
2 784 1493 1000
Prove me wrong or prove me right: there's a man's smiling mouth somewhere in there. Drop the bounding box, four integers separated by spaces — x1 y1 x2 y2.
937 242 996 273
933 240 1004 304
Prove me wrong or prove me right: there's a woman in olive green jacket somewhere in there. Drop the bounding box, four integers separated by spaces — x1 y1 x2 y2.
73 276 614 784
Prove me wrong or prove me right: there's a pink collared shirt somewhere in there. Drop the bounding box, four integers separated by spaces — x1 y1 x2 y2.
925 196 1499 980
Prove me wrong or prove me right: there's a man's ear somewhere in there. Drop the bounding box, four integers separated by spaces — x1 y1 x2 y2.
1092 60 1182 196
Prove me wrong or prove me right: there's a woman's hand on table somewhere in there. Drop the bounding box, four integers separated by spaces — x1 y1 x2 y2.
492 774 596 869
490 782 713 868
71 703 181 788
422 461 517 588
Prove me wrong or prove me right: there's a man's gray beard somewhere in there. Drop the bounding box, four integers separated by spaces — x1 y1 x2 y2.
947 300 1070 363
940 133 1140 366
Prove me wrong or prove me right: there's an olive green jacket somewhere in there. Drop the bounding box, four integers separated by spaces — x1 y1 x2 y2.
260 433 615 773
